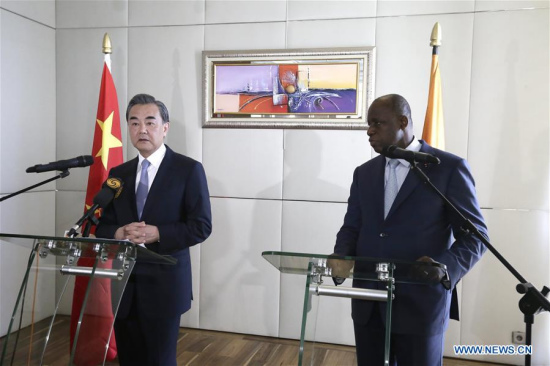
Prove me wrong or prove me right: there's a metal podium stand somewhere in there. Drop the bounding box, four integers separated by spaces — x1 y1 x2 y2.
0 233 176 366
262 251 447 366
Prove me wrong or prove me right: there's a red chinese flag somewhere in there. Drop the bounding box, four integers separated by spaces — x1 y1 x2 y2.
70 61 123 364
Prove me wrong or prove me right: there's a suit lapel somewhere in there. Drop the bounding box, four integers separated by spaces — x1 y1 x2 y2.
386 164 421 219
110 157 139 221
372 157 386 221
127 160 138 220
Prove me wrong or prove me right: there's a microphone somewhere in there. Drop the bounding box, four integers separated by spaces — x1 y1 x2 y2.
67 177 124 238
381 145 440 164
26 155 94 173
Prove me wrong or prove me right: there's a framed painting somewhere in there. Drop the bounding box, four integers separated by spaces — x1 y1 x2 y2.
203 47 375 129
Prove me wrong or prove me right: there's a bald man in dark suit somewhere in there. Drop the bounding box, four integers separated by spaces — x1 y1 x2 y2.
334 94 488 365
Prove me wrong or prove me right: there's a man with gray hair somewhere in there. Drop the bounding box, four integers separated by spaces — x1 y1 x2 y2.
97 93 212 366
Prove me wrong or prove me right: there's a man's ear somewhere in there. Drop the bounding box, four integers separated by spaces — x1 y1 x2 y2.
399 115 409 130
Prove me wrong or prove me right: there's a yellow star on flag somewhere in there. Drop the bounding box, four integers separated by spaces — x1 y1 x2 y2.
95 111 122 169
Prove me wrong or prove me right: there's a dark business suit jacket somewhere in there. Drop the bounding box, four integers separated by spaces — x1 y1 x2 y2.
96 145 212 319
335 141 487 335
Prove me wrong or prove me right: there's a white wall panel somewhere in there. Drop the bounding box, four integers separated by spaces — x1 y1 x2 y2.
279 200 355 345
200 197 281 336
203 129 284 199
1 0 55 27
0 11 2 195
56 28 128 192
0 192 55 335
128 26 204 162
0 7 2 332
1 10 55 194
129 0 205 27
287 0 376 21
468 9 549 210
0 190 54 238
205 0 286 24
377 0 474 16
283 130 371 202
56 0 128 29
475 0 549 11
376 13 474 159
56 190 86 237
461 209 549 365
205 22 286 50
287 18 376 48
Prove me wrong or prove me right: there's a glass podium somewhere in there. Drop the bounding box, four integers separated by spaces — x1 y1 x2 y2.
0 233 176 366
262 251 448 366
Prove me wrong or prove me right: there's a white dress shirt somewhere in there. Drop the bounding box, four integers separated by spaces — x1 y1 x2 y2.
384 138 421 192
135 144 167 193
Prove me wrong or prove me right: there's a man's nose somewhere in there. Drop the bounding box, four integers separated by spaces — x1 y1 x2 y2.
367 126 375 136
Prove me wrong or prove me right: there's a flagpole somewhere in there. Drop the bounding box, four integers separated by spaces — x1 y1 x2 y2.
103 33 111 70
422 22 445 150
430 22 441 54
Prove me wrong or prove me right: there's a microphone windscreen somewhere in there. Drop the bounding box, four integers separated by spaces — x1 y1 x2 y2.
381 145 396 157
93 187 116 208
104 177 124 198
92 178 124 208
80 155 95 167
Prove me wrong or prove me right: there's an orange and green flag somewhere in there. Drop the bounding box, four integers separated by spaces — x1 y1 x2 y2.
422 22 445 150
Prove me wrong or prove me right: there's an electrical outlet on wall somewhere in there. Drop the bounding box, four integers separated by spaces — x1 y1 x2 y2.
512 331 526 344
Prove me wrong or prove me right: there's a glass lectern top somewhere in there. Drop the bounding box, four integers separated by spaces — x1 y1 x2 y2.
0 233 176 265
262 251 447 285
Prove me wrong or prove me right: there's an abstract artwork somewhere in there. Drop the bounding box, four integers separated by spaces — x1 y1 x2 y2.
215 63 358 114
203 48 375 129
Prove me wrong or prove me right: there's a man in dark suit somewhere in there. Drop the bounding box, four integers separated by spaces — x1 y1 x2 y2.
333 94 488 365
96 94 212 366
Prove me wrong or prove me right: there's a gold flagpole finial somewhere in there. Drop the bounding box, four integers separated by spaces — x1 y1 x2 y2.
102 33 112 54
430 22 442 47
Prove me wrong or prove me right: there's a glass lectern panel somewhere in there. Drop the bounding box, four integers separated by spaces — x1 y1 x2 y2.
262 251 446 285
0 233 175 366
262 251 446 366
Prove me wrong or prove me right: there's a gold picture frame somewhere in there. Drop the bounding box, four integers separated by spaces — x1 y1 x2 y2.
203 47 375 129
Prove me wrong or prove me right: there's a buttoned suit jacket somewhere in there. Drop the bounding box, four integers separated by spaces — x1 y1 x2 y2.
334 141 488 335
96 145 212 319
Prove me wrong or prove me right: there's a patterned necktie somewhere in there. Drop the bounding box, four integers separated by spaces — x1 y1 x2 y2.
136 159 150 220
384 159 400 219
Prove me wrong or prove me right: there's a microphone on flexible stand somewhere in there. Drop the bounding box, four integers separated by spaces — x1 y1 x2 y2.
67 177 124 238
381 145 440 165
26 155 94 173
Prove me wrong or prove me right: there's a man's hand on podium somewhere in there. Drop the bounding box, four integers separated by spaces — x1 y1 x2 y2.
327 253 354 285
413 256 450 289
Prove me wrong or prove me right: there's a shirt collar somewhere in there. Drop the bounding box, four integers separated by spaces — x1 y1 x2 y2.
138 143 166 169
385 137 421 168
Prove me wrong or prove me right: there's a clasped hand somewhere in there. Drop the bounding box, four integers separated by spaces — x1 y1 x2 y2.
327 254 354 279
114 221 159 245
